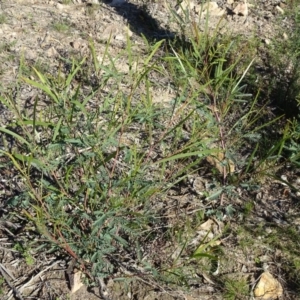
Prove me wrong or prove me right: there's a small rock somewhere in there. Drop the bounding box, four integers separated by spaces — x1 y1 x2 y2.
56 3 65 11
115 33 125 41
101 24 119 40
123 25 133 37
241 265 248 273
280 174 288 185
24 49 37 60
70 39 86 50
197 2 226 16
265 227 272 234
254 271 283 299
193 177 205 196
283 32 288 40
259 255 272 263
70 270 84 294
233 2 248 16
45 46 58 58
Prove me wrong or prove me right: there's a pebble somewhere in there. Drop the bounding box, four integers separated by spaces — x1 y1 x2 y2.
233 2 248 16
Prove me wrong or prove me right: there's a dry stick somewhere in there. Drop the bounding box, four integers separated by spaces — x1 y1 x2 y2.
213 108 226 206
207 89 227 205
97 277 111 300
0 263 23 300
107 254 182 299
8 260 62 300
0 246 18 252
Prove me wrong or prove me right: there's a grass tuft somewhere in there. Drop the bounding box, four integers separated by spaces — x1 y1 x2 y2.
0 2 300 297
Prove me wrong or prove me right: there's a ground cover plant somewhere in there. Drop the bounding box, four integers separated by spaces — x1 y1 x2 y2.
0 0 300 299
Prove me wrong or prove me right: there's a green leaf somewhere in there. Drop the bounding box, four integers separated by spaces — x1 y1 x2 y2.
23 68 59 104
52 117 63 142
12 152 46 171
0 127 31 148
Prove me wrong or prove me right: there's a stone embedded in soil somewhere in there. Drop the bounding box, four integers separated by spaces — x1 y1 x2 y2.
46 46 59 58
233 1 248 16
55 2 67 11
254 271 283 299
70 270 84 294
196 2 226 17
100 24 132 42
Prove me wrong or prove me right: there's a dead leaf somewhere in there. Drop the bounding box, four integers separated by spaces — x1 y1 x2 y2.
190 219 223 247
206 151 235 174
254 271 283 299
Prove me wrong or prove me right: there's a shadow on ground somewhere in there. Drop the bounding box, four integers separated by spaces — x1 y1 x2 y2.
107 0 176 40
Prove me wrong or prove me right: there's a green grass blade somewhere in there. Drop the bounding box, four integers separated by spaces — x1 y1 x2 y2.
52 117 63 142
0 127 31 148
23 77 59 104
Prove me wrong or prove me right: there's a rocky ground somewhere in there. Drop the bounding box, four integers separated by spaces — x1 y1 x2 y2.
0 0 299 299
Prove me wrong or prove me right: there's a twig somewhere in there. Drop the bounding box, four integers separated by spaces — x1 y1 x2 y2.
97 277 111 300
0 263 23 300
20 260 61 292
6 260 62 300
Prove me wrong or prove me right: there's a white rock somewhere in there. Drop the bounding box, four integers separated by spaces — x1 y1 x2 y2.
197 2 225 17
123 25 133 37
101 24 119 40
70 270 84 294
25 49 37 60
254 271 283 299
56 3 65 11
45 46 58 57
70 39 87 51
115 33 125 41
233 2 248 16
